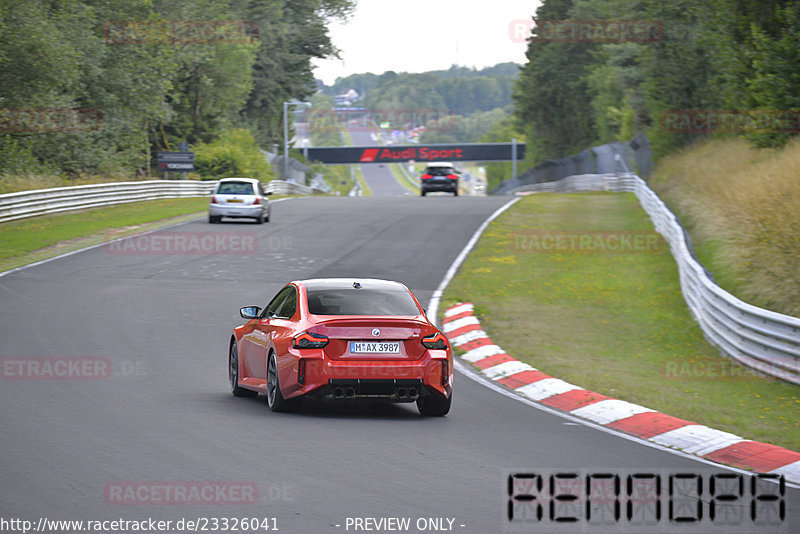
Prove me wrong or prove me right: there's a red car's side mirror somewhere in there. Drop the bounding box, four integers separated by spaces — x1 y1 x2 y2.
239 306 261 319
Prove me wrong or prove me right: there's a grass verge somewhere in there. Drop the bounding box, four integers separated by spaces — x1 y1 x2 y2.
389 164 420 194
441 192 800 451
0 198 210 272
354 165 372 196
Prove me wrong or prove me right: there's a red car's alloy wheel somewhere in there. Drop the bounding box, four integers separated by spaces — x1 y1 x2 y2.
267 353 291 412
230 343 257 398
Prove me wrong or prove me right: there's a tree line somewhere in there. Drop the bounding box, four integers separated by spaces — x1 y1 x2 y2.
0 0 352 178
513 0 800 165
322 63 518 127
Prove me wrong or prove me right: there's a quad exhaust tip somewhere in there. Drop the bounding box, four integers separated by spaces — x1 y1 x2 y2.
330 384 420 399
331 386 357 399
395 386 419 399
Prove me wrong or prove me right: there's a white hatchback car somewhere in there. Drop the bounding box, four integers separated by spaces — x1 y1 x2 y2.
208 178 271 224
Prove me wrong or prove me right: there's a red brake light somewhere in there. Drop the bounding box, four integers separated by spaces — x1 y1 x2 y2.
421 174 432 180
253 197 261 205
293 332 329 349
446 174 458 180
421 332 448 350
211 195 217 203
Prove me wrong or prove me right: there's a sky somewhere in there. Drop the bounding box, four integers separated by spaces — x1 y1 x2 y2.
312 0 542 86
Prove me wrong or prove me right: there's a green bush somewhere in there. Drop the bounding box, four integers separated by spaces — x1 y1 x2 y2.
194 129 275 181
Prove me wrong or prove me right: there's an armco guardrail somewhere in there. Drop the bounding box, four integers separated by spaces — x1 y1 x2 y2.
0 179 327 223
490 133 652 195
510 173 800 385
264 180 327 196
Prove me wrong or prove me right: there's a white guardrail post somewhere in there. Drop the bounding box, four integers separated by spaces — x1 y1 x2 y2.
510 173 800 385
0 179 328 224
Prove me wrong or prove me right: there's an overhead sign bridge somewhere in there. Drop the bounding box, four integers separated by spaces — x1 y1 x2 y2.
305 143 525 164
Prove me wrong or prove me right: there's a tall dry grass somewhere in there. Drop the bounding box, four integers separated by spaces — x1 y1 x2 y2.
650 137 800 317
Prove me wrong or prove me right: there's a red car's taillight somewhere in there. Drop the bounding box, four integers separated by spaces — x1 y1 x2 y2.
253 197 261 205
421 174 432 180
421 332 448 350
293 332 329 349
211 195 217 203
446 174 458 180
298 359 306 384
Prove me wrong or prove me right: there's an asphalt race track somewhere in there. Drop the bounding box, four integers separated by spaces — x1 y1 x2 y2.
1 196 797 532
347 126 410 196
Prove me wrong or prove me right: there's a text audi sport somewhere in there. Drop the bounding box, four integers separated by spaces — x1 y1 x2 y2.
229 279 453 415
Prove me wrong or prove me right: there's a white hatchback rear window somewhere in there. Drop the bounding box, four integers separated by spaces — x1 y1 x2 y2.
217 182 255 195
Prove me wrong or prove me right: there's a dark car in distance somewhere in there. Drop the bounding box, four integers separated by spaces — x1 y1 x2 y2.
420 162 459 196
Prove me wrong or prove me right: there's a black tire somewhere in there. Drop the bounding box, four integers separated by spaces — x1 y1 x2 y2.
453 189 459 197
421 190 427 197
255 212 264 224
266 352 292 412
264 210 270 223
417 391 451 416
209 215 221 224
230 342 257 397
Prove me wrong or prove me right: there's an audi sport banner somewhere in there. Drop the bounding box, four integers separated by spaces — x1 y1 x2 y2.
305 143 525 164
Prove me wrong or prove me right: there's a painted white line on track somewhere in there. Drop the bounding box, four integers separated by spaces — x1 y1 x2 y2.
427 197 520 326
452 358 800 489
428 200 800 489
771 460 800 480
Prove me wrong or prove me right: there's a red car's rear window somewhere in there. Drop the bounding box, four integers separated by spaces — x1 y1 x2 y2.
307 288 421 316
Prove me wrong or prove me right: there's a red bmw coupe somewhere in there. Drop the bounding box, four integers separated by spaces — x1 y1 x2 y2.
229 278 453 416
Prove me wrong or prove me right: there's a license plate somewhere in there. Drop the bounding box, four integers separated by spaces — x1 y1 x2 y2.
349 341 401 354
226 198 243 203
